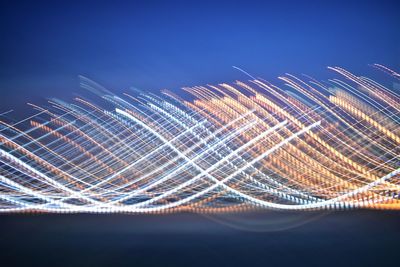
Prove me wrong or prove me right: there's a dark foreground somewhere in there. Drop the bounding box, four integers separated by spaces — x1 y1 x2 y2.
0 210 399 267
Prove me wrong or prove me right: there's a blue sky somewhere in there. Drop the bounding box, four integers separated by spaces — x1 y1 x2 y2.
0 0 399 111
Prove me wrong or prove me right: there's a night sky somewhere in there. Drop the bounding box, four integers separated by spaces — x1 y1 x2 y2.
0 0 399 111
0 1 399 267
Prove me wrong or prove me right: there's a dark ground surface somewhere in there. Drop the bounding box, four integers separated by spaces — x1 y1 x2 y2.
0 210 399 267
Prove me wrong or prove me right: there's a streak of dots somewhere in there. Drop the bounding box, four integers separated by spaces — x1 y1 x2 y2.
0 64 399 214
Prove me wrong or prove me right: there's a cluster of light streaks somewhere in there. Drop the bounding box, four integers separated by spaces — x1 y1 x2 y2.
0 64 399 214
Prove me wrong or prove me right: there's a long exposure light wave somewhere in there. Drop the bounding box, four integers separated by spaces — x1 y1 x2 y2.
0 64 399 213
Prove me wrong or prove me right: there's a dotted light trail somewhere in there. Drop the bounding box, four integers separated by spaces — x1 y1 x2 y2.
0 64 399 214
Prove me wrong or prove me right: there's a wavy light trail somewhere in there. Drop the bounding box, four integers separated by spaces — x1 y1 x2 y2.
0 64 399 213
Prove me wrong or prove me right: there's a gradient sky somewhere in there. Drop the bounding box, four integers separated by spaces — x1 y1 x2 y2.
0 3 400 266
0 0 399 112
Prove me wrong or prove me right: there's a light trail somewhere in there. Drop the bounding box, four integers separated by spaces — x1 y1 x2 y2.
0 65 399 213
